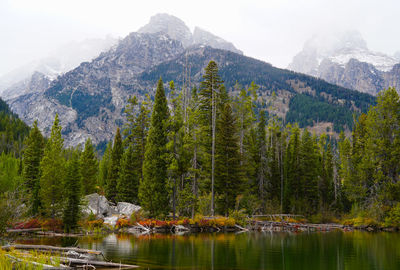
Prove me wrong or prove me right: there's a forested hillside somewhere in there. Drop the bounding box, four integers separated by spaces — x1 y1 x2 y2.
1 61 399 234
0 97 29 155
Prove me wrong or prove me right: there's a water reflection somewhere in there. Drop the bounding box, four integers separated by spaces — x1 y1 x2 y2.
15 231 400 270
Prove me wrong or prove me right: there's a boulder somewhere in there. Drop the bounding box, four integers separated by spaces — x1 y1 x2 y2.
103 215 119 227
117 202 142 217
82 193 117 218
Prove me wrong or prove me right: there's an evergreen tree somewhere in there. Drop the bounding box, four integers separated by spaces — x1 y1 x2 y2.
63 150 81 232
80 138 98 195
106 128 123 202
98 141 112 189
40 114 65 218
140 78 170 217
198 61 223 216
215 103 242 216
284 124 301 213
117 145 139 203
23 120 44 215
299 130 319 214
255 111 267 209
123 96 150 184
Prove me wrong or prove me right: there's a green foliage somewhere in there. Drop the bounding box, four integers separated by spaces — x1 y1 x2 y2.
286 94 354 132
140 78 170 217
215 103 243 215
23 120 44 215
98 141 112 189
117 145 139 203
0 152 23 194
80 138 98 195
106 128 123 202
0 97 30 155
40 114 65 218
384 203 400 227
63 150 81 232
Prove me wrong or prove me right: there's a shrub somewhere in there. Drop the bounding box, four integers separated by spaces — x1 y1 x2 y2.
384 203 400 228
116 218 131 229
229 209 248 226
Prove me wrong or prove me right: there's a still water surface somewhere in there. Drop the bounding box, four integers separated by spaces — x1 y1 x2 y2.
15 231 400 270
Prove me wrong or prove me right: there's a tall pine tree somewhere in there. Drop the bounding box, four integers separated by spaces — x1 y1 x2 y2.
23 120 44 215
63 150 81 232
140 78 170 217
106 128 123 202
80 138 98 195
40 114 65 218
215 103 242 216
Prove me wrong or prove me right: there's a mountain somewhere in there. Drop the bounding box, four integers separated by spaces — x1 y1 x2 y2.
138 13 242 54
192 27 242 55
0 36 117 99
7 30 375 147
4 15 375 147
9 32 185 145
288 31 400 95
0 96 30 154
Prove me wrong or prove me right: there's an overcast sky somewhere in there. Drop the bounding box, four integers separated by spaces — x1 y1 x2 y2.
1 0 399 76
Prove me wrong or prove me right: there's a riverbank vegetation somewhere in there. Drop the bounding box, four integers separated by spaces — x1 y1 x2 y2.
1 61 400 234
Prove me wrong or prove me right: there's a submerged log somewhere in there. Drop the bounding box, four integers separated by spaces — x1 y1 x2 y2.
2 244 102 255
57 256 138 268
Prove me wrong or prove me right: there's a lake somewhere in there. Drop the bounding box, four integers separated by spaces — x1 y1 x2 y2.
13 231 400 270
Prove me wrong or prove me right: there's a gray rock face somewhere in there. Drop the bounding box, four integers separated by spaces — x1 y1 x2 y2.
193 27 243 55
288 31 400 95
82 193 117 218
138 13 242 55
9 32 185 147
117 202 142 217
2 71 52 100
0 36 117 97
82 193 141 220
138 13 193 47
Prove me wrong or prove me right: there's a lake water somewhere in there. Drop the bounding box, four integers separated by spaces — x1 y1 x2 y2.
13 231 400 270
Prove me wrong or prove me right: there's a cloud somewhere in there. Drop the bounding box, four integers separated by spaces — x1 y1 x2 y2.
0 0 399 76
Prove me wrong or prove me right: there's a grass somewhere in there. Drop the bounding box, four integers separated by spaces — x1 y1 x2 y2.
0 248 61 270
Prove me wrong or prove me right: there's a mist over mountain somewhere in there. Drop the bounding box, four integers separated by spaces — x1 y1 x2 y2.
2 14 375 147
288 31 400 95
0 36 117 99
138 13 242 54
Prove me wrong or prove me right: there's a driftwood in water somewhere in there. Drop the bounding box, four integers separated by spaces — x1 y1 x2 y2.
57 256 137 268
249 220 352 232
2 244 138 268
6 228 42 233
5 254 72 269
2 244 102 255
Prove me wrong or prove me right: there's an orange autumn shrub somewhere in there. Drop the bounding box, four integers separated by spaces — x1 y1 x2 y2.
116 218 131 229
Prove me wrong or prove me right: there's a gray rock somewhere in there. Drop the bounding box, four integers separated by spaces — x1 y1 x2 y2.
103 215 119 227
193 27 243 55
138 13 193 47
82 193 117 218
117 202 141 217
288 31 400 95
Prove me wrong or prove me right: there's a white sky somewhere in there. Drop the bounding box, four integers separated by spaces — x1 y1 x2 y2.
0 0 399 76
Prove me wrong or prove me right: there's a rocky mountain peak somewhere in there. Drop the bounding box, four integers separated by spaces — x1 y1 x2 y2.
288 30 400 95
138 13 242 55
138 13 193 47
193 27 243 55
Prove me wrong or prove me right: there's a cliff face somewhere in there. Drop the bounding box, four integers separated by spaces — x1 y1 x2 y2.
288 31 400 95
9 32 185 146
138 13 242 54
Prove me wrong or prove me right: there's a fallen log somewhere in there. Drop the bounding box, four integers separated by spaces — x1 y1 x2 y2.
57 256 138 268
2 244 103 255
6 228 42 233
5 254 71 269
